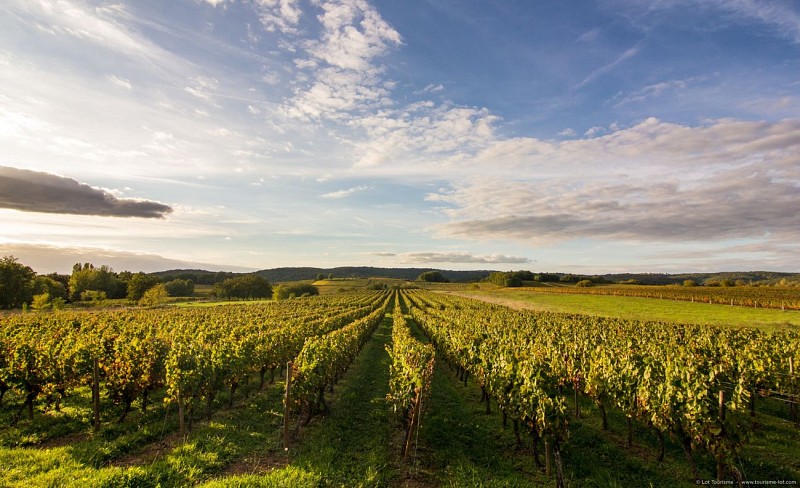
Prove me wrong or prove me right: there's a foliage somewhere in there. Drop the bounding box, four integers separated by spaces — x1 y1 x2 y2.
69 263 126 301
213 274 272 300
163 278 194 297
33 276 67 300
30 293 52 311
417 271 449 283
576 279 594 287
486 270 534 287
126 272 162 301
274 283 319 300
0 256 36 309
139 284 169 307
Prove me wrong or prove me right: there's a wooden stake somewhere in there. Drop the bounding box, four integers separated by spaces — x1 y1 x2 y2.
92 358 100 432
284 361 293 449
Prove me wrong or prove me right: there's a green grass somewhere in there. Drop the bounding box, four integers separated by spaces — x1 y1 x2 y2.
412 345 542 485
455 289 800 331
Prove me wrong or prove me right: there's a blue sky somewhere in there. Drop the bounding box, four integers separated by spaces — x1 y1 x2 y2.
1 0 799 274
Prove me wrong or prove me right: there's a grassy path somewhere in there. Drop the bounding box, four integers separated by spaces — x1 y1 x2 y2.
287 314 397 486
404 318 541 487
203 313 400 487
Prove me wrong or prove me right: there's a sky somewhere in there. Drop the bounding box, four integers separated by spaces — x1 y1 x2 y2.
1 0 799 274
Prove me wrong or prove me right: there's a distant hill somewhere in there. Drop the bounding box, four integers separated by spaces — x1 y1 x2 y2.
255 266 492 283
153 267 493 284
151 267 799 286
601 271 800 285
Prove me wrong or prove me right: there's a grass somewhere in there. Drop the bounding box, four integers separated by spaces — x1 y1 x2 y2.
454 289 800 331
407 323 542 487
204 312 399 487
0 376 288 487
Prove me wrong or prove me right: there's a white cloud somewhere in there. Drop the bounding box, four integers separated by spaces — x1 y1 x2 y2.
255 0 302 34
427 117 800 244
107 74 132 90
320 185 368 198
577 46 639 88
283 0 402 120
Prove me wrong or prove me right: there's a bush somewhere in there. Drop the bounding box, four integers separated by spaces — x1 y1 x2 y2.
576 279 594 287
417 271 449 283
275 283 320 300
140 284 169 307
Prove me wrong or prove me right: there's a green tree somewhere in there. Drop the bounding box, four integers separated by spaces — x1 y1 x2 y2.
33 275 67 300
213 274 272 300
683 279 698 287
126 272 161 301
31 293 52 311
69 263 126 301
0 255 36 309
274 283 319 299
140 283 169 307
163 278 194 297
418 271 449 283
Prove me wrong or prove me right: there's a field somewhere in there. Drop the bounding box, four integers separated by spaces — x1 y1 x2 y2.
0 289 798 487
450 288 800 331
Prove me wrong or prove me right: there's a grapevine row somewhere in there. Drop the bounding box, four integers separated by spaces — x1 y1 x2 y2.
404 289 799 483
386 291 435 458
0 291 388 434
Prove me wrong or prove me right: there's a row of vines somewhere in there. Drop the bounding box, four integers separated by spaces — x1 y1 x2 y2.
404 290 800 485
0 291 390 435
386 292 434 459
527 284 800 309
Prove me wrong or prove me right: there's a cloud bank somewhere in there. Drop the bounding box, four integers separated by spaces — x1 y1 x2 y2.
371 251 531 264
0 166 173 218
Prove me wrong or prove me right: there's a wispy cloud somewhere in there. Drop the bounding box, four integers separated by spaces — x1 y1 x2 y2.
107 74 132 90
369 251 531 264
577 46 639 88
320 185 368 198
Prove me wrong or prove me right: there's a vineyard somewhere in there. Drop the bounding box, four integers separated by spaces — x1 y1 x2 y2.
506 284 800 310
0 290 798 486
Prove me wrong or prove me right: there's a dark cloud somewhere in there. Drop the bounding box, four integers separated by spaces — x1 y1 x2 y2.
0 166 172 218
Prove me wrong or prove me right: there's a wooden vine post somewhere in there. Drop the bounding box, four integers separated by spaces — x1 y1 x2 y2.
92 357 100 432
717 390 725 481
284 360 293 449
403 387 423 461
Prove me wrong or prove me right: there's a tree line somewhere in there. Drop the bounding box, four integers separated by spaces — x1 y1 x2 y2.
0 256 276 310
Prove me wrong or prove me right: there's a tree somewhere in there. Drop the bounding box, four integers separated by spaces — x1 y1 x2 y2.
69 263 126 301
140 284 169 307
418 271 449 283
31 293 52 311
576 279 594 287
0 256 36 309
213 274 272 300
274 283 320 299
127 272 161 301
33 276 67 300
316 273 325 281
164 279 194 297
683 279 698 287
